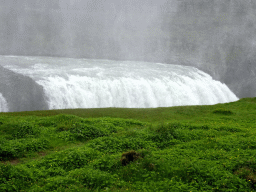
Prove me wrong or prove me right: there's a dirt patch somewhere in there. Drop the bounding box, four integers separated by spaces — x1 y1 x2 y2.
1 158 20 165
38 151 47 156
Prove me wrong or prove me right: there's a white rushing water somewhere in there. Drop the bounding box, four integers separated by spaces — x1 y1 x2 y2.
0 56 239 110
0 93 8 112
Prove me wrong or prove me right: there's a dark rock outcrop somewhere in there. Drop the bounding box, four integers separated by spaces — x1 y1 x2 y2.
0 66 48 112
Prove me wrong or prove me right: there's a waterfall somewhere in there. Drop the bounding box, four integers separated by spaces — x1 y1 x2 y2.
0 56 239 111
0 93 8 112
37 74 238 109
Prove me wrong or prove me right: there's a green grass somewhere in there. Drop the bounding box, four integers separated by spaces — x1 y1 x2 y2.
0 97 256 191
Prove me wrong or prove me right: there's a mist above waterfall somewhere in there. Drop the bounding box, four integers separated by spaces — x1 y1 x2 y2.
0 0 255 98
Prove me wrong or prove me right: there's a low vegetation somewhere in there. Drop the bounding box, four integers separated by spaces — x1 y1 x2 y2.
0 97 256 191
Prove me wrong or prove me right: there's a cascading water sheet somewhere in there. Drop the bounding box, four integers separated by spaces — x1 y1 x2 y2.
0 93 8 112
0 56 239 110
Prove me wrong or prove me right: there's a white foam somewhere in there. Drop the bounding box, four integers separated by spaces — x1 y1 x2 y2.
0 56 239 109
0 93 8 112
36 69 238 109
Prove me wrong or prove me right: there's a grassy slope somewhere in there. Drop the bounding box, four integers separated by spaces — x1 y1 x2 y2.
0 97 256 191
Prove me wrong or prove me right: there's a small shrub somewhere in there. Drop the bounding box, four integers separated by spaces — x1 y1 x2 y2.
87 136 156 153
70 123 107 141
0 121 39 139
0 163 34 191
91 154 121 172
32 147 101 171
121 150 141 166
213 109 233 115
146 123 191 148
68 167 118 189
37 118 57 127
55 123 74 132
215 126 242 133
38 176 79 191
141 159 156 171
234 166 256 189
95 117 145 127
0 138 50 160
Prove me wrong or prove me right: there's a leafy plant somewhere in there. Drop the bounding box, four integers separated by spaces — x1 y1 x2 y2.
0 138 50 160
0 120 39 139
213 108 234 115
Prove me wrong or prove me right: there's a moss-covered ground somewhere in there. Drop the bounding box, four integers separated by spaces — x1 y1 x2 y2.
0 98 256 191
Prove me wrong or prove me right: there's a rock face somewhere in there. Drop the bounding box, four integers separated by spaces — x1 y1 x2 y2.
0 0 255 98
0 66 49 112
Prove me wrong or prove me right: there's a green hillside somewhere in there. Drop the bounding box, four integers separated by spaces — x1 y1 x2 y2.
1 98 256 191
